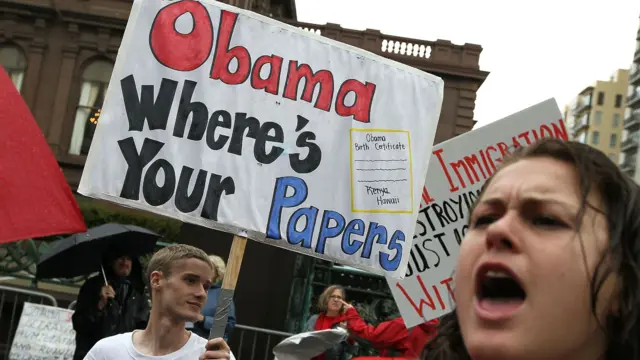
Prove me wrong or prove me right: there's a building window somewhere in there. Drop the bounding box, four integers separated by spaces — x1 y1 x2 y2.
578 132 587 144
595 111 603 125
609 153 618 163
615 94 623 108
0 45 27 92
613 114 621 128
69 60 114 156
592 131 600 145
610 134 617 148
597 92 605 106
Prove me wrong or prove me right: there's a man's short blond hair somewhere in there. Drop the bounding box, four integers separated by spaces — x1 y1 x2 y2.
145 244 213 285
208 255 226 283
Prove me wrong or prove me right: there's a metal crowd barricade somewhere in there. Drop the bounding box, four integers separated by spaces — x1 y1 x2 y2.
231 324 292 360
0 285 57 360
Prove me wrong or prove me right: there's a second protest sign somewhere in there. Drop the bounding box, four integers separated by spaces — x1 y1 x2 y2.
387 99 568 326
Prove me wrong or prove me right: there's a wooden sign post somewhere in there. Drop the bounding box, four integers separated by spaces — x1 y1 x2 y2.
208 235 247 340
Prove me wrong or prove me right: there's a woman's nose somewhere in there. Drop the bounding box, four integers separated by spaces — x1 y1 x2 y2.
484 212 520 253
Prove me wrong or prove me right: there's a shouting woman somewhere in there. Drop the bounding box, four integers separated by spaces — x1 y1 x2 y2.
423 138 640 360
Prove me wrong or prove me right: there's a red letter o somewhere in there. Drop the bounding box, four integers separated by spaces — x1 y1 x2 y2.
149 0 213 71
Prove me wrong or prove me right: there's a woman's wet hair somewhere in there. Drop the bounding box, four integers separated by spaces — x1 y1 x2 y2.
422 138 640 360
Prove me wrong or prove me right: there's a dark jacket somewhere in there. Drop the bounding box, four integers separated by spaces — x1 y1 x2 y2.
71 256 149 360
191 285 236 341
306 313 359 360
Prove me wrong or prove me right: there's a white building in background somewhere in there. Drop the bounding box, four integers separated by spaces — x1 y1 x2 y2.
621 14 640 180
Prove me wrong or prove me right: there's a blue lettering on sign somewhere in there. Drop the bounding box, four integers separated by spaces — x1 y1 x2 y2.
265 176 405 271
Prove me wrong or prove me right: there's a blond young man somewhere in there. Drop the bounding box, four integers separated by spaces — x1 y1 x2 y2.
85 244 235 360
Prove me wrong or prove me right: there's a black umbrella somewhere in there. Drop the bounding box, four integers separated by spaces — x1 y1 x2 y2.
36 223 160 280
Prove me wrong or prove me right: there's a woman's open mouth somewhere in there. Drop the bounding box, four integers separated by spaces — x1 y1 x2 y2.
474 263 526 320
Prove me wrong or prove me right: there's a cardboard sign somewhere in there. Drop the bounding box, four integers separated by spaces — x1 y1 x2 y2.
9 302 75 360
387 99 567 326
78 0 443 278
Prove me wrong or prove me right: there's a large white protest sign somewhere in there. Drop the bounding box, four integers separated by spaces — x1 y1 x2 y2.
9 302 75 360
78 0 443 278
387 99 567 326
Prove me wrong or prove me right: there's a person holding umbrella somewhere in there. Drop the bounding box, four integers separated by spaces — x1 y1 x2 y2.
35 223 160 360
72 244 150 360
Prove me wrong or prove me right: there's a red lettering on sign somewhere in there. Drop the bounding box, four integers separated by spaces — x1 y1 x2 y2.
283 62 334 112
395 275 454 318
335 79 376 123
421 187 434 205
434 119 568 194
148 2 377 123
210 11 250 85
149 0 213 71
251 55 284 95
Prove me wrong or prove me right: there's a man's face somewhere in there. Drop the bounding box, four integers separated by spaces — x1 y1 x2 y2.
152 258 213 322
112 255 132 277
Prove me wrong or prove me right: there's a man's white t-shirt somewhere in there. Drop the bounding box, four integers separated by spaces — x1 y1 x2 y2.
84 331 236 360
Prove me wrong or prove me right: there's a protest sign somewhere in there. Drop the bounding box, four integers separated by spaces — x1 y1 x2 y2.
9 302 75 360
78 0 443 278
387 99 567 327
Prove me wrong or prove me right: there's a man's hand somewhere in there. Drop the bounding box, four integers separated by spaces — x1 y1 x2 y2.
98 285 115 310
200 338 231 360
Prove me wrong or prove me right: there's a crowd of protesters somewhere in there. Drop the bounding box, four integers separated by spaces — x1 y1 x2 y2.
69 137 640 360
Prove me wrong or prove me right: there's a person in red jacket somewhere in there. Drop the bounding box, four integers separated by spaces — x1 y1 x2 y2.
304 285 359 360
338 301 438 359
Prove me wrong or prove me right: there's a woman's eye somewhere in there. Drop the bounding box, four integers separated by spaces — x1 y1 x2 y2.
532 215 566 227
473 215 495 227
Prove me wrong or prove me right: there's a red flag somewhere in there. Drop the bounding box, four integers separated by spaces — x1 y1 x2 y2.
0 67 86 243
